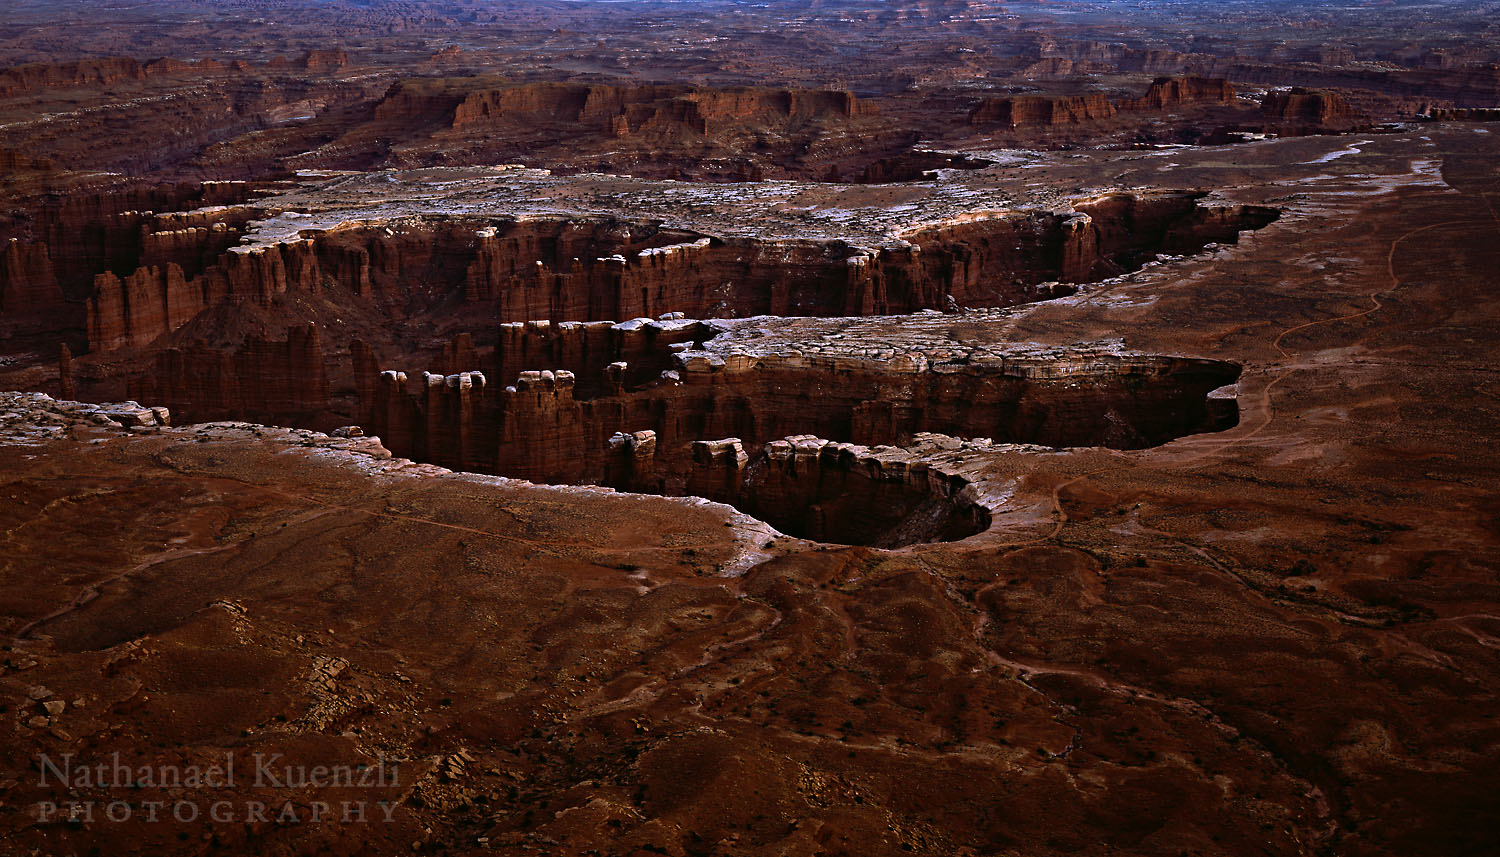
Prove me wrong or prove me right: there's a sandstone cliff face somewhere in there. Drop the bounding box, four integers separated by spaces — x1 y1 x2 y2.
366 319 1242 492
1070 193 1278 270
969 77 1238 131
1018 58 1114 78
349 77 890 180
47 190 1271 445
129 324 331 425
0 57 148 97
731 436 991 547
1261 88 1360 126
441 82 870 136
1425 107 1500 121
0 51 350 100
0 239 60 317
297 49 349 73
3 184 251 341
1124 77 1237 110
88 264 200 351
86 232 318 353
372 79 872 143
77 192 1273 359
969 94 1117 128
0 148 53 171
25 183 254 295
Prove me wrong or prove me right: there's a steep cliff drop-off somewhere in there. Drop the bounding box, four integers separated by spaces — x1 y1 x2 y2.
43 188 1275 470
16 172 1275 547
968 76 1242 132
1 186 261 351
73 191 1276 366
1123 76 1239 111
363 314 1240 546
4 4 1500 853
1261 87 1362 130
969 94 1118 128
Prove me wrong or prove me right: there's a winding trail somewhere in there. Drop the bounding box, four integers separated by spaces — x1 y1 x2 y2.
973 162 1477 549
10 507 339 643
953 179 1500 683
1171 216 1464 469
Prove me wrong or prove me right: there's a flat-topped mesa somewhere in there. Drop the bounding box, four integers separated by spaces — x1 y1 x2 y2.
73 190 1274 357
965 77 1240 135
968 94 1117 128
1124 77 1238 111
438 81 871 134
53 192 1276 421
0 56 148 97
0 52 346 100
1423 107 1500 122
1262 88 1360 128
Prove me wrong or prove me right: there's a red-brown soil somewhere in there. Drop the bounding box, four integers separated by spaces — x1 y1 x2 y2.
2 3 1500 855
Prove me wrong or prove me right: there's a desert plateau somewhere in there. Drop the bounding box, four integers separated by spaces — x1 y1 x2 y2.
0 1 1498 855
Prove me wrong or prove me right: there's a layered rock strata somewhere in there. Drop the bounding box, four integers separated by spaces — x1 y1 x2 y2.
77 193 1275 355
368 317 1240 494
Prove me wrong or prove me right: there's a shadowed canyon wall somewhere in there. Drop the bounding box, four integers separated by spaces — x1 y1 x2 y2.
73 193 1276 356
369 332 1240 488
5 191 1275 477
365 330 1237 545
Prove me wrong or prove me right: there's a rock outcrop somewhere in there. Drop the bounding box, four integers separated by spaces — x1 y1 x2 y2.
0 239 60 317
0 57 149 97
970 77 1238 131
87 237 319 352
88 264 201 351
605 430 661 494
128 324 331 425
1424 107 1500 121
398 80 875 136
732 435 991 547
1124 77 1237 110
969 93 1117 128
1261 88 1360 127
365 318 1242 493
